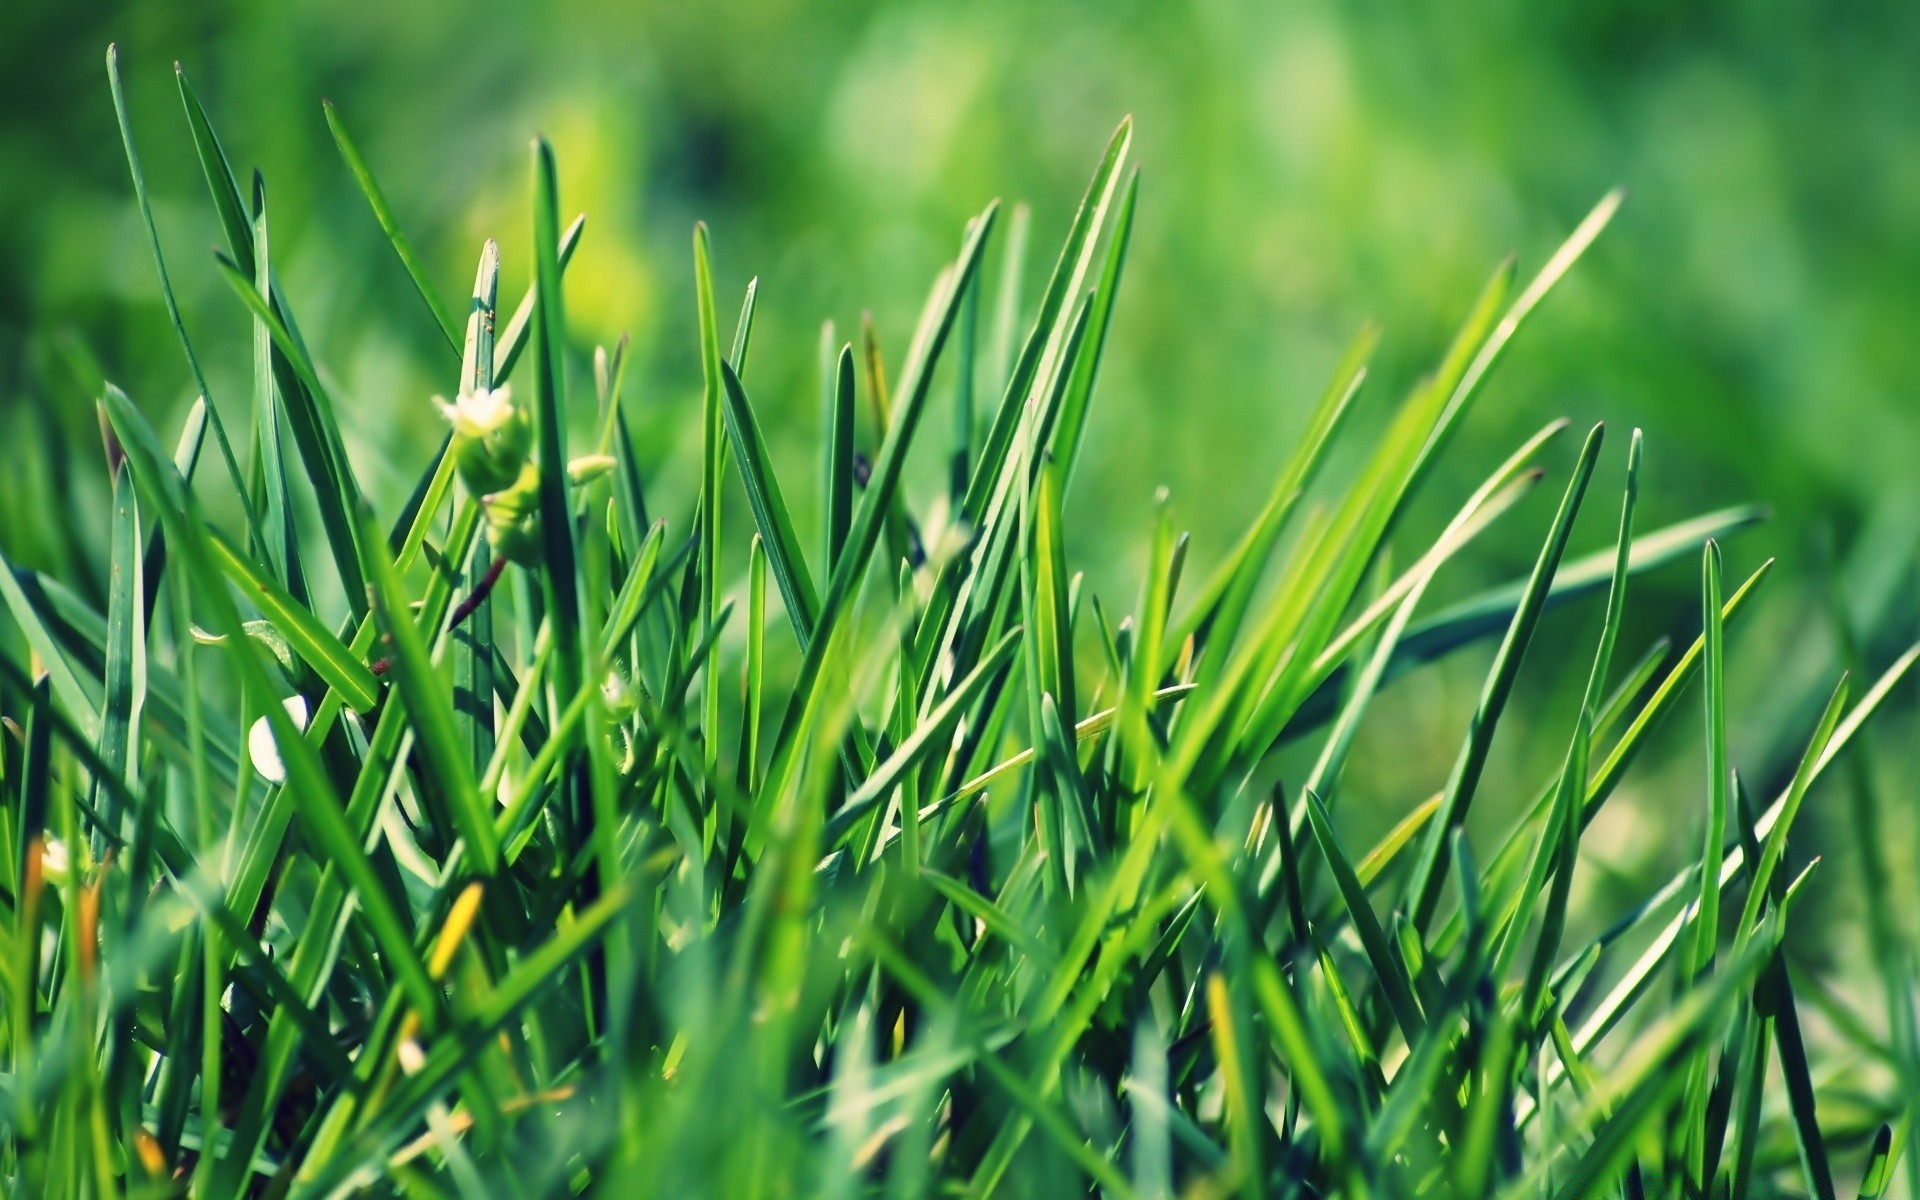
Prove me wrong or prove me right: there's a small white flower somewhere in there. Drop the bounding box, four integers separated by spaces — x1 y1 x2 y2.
41 836 70 879
434 385 516 439
248 695 311 785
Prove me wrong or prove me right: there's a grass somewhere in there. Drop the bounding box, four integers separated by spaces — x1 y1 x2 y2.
0 43 1914 1199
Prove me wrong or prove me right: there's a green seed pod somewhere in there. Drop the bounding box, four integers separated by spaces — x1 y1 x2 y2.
481 461 543 566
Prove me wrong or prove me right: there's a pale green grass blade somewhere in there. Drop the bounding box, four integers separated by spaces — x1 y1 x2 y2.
1050 168 1137 486
822 626 1020 850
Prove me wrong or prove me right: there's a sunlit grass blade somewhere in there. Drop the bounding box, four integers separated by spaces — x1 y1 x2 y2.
359 505 497 876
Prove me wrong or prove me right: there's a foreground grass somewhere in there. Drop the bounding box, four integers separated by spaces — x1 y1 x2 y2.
0 45 1914 1199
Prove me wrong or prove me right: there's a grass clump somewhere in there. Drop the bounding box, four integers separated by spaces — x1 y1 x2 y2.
0 45 1914 1199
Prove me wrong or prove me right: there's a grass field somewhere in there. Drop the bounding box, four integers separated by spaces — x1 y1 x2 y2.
0 36 1917 1200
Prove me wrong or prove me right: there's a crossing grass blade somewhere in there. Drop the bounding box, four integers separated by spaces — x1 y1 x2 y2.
100 384 442 1024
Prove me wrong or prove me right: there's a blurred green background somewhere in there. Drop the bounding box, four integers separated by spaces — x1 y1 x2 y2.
5 1 1920 971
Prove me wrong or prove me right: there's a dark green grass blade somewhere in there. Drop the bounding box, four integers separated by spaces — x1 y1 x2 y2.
181 66 368 611
1302 787 1424 1043
1495 429 1640 979
530 139 585 720
1405 422 1605 931
720 361 820 642
825 345 855 573
1858 1125 1894 1199
210 255 369 616
323 99 461 350
106 46 260 550
249 173 304 596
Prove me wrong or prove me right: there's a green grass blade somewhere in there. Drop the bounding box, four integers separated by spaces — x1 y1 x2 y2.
1050 168 1137 487
205 530 378 711
1302 787 1424 1043
100 384 442 1025
530 139 585 723
693 222 727 774
720 360 820 642
1406 422 1605 932
107 47 259 552
323 99 461 350
821 626 1020 851
359 505 496 876
824 343 855 573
